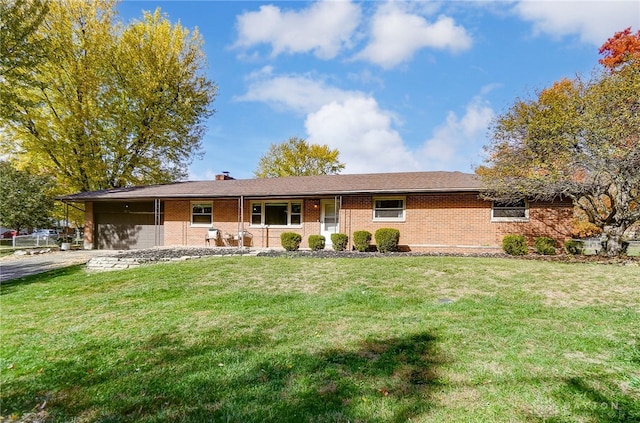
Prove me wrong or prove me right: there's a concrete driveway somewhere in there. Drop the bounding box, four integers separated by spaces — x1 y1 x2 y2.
0 250 118 283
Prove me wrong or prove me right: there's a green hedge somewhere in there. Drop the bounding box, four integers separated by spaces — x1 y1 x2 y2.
502 234 528 256
281 232 302 251
374 228 400 253
564 239 585 255
353 230 372 252
330 233 348 251
534 237 556 255
308 235 325 251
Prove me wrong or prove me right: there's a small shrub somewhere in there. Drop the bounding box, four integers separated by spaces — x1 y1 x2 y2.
281 232 302 251
330 233 348 251
534 237 557 255
374 228 400 253
564 239 584 255
502 234 528 256
308 235 325 251
353 230 372 252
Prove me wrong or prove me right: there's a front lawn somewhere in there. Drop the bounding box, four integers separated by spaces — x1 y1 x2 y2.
1 256 638 422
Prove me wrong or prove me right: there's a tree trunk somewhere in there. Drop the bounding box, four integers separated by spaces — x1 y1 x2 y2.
602 224 628 256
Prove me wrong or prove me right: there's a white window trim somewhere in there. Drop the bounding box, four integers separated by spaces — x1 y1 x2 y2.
373 196 406 222
191 201 213 227
250 200 303 228
491 200 529 222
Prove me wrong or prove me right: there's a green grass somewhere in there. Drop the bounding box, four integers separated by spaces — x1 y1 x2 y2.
1 257 638 422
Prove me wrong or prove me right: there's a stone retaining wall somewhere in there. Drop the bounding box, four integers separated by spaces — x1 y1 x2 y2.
86 257 143 271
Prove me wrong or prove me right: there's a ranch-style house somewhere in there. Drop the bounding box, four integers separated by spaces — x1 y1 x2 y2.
59 171 573 252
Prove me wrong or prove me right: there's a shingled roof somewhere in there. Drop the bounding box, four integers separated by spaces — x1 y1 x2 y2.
59 171 481 201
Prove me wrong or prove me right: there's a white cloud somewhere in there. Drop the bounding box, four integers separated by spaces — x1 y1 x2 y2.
419 97 494 171
515 0 640 46
355 2 473 69
305 97 418 174
234 69 364 114
233 0 361 59
237 70 494 174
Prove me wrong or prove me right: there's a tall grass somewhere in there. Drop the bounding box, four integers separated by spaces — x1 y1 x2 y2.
1 257 638 422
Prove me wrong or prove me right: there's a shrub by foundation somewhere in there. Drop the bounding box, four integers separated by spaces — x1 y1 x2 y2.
281 232 302 251
534 237 557 255
374 228 400 253
353 231 372 252
564 239 585 255
330 233 348 251
502 234 528 256
308 235 325 251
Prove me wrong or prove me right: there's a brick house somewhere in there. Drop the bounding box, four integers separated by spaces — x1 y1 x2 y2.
59 171 573 252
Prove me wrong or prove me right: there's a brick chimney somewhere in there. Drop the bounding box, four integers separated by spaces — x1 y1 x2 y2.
215 171 234 181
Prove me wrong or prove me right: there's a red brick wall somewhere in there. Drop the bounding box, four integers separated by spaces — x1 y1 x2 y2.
161 194 573 252
340 194 572 252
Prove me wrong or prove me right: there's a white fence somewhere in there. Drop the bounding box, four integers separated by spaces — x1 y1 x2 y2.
4 234 84 249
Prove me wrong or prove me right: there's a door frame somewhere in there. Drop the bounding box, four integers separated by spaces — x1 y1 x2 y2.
320 199 339 245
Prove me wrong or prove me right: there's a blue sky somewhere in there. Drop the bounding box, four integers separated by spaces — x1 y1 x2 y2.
117 0 639 180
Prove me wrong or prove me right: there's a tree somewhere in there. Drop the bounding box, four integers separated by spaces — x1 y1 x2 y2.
478 31 639 256
0 0 50 122
599 27 640 70
254 137 345 178
0 161 55 233
1 0 217 192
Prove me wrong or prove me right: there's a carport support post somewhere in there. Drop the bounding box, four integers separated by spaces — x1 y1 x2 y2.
239 196 244 248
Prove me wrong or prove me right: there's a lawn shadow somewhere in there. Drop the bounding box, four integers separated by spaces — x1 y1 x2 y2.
1 331 444 422
559 377 639 422
0 264 85 294
524 376 640 423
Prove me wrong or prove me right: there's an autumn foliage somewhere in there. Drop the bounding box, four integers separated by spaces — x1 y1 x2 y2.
479 28 640 256
599 27 640 69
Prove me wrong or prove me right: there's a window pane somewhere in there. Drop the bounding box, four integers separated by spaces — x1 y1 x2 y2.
376 199 403 209
290 215 301 225
193 215 212 224
265 203 287 225
291 203 301 214
252 204 262 214
193 204 212 214
375 209 403 219
493 200 527 219
494 200 525 209
493 208 526 218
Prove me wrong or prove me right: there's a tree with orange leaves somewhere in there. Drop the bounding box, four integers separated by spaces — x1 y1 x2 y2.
599 27 640 70
478 29 640 256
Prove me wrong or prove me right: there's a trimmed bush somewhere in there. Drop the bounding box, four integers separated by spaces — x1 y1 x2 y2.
330 233 348 251
280 232 302 251
534 237 557 255
502 234 528 256
308 235 325 251
353 230 372 252
564 239 585 255
374 228 400 253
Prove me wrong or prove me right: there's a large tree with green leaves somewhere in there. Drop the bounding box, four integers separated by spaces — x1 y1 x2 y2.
0 0 50 122
1 0 216 192
254 137 345 178
0 161 55 233
478 29 640 256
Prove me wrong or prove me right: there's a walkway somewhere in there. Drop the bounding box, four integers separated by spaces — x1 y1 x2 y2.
0 250 118 283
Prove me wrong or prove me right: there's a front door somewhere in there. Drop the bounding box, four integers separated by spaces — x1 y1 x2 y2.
321 199 339 246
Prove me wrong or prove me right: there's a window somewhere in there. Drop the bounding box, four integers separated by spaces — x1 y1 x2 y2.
251 203 262 225
374 197 405 221
191 202 212 226
492 200 529 221
251 201 303 226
